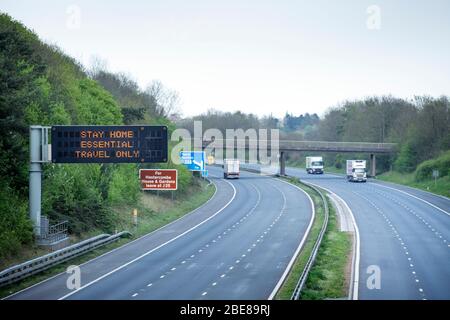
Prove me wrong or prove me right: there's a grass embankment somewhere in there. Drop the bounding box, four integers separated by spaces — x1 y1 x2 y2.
0 178 215 298
300 197 351 299
276 178 352 300
378 171 450 198
275 178 324 299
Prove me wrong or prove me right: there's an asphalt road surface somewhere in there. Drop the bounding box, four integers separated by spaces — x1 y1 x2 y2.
286 167 450 300
7 166 313 300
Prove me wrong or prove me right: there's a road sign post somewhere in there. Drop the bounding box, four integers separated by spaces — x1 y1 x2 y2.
132 208 138 226
432 169 439 187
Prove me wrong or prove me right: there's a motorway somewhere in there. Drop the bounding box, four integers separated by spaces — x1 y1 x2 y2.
286 167 450 300
7 166 313 300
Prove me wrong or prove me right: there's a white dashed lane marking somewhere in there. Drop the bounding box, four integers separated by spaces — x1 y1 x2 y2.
354 191 427 299
197 181 289 298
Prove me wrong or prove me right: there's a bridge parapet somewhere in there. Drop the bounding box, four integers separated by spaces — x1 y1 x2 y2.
278 140 397 153
197 139 397 154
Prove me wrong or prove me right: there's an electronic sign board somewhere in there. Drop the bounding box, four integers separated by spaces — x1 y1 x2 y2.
51 125 167 163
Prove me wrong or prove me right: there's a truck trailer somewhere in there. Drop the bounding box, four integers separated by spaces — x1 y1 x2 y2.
223 159 240 179
306 156 324 174
346 160 367 182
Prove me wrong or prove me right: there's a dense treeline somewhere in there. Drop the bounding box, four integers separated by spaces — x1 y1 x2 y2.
179 96 449 175
313 96 450 173
0 14 191 260
178 110 320 140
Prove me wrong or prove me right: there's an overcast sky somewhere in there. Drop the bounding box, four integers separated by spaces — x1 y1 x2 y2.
2 0 450 118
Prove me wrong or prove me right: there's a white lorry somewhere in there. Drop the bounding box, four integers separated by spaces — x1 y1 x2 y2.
223 159 240 179
346 160 367 182
306 156 324 174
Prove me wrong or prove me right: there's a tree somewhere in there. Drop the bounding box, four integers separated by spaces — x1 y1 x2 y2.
146 80 181 119
394 142 417 173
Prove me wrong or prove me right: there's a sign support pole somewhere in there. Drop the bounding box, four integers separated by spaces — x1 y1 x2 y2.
30 126 42 236
29 126 51 237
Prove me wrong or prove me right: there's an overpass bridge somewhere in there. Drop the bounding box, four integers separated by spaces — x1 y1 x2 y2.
190 139 398 176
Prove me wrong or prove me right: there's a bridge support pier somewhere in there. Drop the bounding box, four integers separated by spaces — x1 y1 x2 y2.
370 153 376 177
279 151 286 176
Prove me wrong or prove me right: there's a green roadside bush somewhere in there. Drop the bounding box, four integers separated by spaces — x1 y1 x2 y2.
0 185 33 260
394 142 417 173
108 164 141 206
415 151 450 181
42 164 116 234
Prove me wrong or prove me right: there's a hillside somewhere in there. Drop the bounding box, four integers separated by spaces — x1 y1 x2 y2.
0 13 192 261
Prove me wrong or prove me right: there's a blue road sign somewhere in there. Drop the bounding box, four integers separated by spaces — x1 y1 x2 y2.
201 170 208 178
179 151 205 171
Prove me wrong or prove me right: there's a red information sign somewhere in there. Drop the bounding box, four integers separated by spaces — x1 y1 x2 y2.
140 169 177 190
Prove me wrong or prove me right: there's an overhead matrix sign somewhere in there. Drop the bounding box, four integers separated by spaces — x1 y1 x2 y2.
51 125 168 163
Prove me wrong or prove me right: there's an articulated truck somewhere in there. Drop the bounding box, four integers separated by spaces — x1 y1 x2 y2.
346 160 367 182
306 156 324 174
223 159 240 179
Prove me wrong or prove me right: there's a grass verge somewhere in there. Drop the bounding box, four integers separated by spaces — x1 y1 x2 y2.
275 177 352 300
0 178 215 299
378 171 450 198
300 197 352 299
275 177 324 299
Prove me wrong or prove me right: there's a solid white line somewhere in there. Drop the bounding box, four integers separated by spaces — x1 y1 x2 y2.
4 175 221 300
58 178 237 300
305 181 361 300
370 183 450 217
268 178 315 300
372 179 450 201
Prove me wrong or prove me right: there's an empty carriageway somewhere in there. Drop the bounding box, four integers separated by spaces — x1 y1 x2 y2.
286 167 450 300
8 166 314 300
